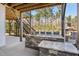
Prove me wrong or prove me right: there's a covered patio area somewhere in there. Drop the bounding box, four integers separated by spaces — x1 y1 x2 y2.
0 3 78 56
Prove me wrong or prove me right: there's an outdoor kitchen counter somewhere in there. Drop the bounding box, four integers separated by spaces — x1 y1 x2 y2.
25 34 64 40
38 40 78 55
25 34 64 50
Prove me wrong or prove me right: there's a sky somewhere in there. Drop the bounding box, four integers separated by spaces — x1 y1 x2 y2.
31 3 77 17
65 3 77 16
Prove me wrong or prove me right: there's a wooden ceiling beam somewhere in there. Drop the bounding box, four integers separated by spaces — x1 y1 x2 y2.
14 3 39 10
10 3 23 7
19 3 62 12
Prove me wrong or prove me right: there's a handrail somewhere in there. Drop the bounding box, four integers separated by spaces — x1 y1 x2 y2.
16 19 36 34
23 20 36 32
16 19 30 34
23 26 29 33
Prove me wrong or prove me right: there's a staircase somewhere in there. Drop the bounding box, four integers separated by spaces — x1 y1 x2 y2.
16 19 39 50
16 19 36 36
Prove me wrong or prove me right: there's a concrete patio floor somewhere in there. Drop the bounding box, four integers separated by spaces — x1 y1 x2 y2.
0 36 38 56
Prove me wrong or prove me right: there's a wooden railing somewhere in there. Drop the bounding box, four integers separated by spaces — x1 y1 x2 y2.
16 19 36 35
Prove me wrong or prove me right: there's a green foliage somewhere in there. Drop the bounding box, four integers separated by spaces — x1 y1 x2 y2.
67 15 72 22
33 23 61 32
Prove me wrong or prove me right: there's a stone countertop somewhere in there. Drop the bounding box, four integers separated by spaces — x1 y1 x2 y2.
38 40 78 54
25 34 64 39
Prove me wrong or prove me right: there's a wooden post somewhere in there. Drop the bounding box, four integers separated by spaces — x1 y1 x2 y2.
9 20 11 35
17 19 20 36
8 20 10 35
19 12 23 42
61 4 66 37
15 19 18 36
77 3 79 49
30 11 32 34
61 4 66 43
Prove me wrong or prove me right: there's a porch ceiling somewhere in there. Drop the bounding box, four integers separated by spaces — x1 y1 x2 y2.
3 3 63 20
6 3 63 12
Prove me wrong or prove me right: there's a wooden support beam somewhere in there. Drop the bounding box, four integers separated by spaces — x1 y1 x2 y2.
9 20 11 35
61 3 66 37
19 12 23 42
30 11 32 34
77 3 79 49
15 19 18 36
15 3 38 10
5 5 20 20
10 3 23 8
20 3 62 12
